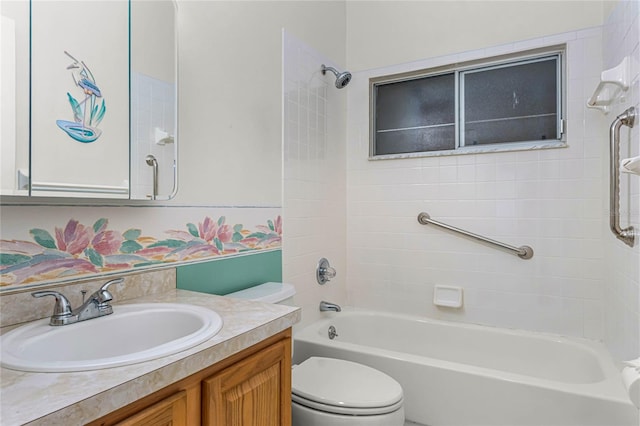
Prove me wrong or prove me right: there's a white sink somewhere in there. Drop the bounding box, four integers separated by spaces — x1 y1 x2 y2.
0 303 223 372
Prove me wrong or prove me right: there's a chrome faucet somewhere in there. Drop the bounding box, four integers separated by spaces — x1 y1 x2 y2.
319 301 341 312
32 278 124 326
316 258 337 285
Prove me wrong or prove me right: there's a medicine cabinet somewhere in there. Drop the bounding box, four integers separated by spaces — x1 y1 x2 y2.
0 0 178 200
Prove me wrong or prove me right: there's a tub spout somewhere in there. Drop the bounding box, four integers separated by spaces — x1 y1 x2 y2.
319 301 341 312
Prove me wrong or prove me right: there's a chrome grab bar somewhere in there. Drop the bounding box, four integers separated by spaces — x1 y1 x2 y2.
145 154 158 200
609 106 635 247
417 212 534 260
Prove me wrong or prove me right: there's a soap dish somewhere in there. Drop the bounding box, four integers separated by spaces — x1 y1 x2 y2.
433 285 463 308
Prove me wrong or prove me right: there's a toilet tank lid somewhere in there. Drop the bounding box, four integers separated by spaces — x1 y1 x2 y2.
225 282 296 303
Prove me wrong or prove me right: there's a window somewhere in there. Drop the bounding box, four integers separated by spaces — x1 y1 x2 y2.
370 47 565 159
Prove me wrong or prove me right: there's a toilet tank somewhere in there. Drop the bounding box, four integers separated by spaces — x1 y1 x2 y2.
225 282 296 306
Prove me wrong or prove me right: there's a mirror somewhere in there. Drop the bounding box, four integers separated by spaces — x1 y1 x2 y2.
130 0 178 201
1 1 29 196
0 0 178 200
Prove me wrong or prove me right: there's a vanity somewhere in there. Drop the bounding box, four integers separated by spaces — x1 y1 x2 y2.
0 2 297 422
88 328 291 426
0 275 300 425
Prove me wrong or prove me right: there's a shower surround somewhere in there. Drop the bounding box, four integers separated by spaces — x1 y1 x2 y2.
345 25 637 353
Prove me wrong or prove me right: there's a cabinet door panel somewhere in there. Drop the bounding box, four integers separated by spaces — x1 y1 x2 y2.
221 362 280 425
115 390 187 426
203 340 290 426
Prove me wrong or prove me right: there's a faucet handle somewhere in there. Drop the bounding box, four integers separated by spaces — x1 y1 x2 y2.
317 258 337 284
95 278 124 304
32 291 73 318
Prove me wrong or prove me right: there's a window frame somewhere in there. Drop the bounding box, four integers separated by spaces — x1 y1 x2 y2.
369 45 567 160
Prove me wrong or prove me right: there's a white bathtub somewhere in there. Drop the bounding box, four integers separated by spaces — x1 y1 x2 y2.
293 309 638 426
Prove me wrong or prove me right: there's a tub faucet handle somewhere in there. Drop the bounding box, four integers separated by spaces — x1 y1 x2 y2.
317 258 336 284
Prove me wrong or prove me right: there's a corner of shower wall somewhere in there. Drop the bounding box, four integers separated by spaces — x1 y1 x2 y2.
345 27 612 339
282 31 348 329
602 0 640 362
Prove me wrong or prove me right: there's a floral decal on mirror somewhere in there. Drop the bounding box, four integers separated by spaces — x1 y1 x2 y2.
56 51 106 143
0 216 282 287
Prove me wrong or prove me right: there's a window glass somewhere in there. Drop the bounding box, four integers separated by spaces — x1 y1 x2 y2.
374 73 455 155
370 49 563 158
462 57 558 146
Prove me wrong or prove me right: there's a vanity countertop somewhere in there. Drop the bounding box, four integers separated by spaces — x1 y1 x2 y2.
0 289 300 425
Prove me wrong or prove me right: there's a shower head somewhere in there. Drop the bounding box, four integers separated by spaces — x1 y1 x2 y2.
321 64 352 89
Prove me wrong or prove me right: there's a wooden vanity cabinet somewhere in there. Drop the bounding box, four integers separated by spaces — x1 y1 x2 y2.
88 329 291 426
202 335 290 425
115 390 189 426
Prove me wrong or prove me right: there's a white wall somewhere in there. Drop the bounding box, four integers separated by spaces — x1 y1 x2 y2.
283 31 348 329
175 1 345 206
602 0 640 363
346 1 604 71
346 29 608 339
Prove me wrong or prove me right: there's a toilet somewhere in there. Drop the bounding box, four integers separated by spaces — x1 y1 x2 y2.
226 282 405 426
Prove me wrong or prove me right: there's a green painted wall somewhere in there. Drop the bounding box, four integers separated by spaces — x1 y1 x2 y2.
176 250 282 295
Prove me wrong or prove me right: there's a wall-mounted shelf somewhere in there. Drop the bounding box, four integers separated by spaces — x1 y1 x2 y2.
587 57 630 113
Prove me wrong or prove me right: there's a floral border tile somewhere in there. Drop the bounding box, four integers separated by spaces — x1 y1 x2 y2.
1 215 282 287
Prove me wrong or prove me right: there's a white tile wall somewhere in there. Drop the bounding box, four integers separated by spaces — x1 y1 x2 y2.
346 29 612 339
130 72 176 199
282 30 347 329
602 0 640 363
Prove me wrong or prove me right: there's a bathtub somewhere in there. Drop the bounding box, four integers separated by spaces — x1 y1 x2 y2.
293 309 638 426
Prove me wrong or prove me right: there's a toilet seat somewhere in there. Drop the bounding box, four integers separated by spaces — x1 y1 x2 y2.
292 357 403 416
292 393 404 416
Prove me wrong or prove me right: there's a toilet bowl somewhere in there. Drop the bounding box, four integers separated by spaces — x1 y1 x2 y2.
226 282 405 426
